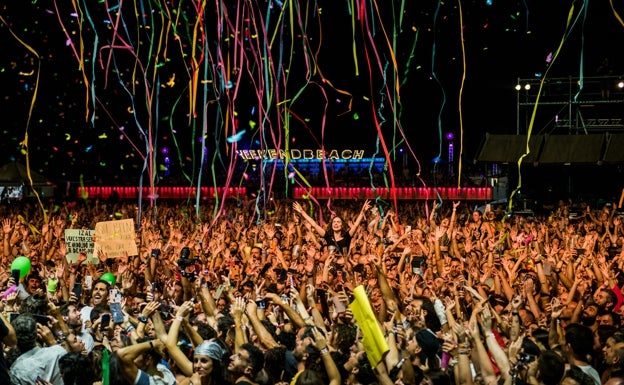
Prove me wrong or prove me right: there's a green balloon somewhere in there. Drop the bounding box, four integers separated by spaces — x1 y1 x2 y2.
100 272 116 286
11 256 31 279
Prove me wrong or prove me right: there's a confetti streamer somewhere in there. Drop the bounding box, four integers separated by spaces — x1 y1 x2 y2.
508 2 578 214
5 0 610 222
0 15 47 223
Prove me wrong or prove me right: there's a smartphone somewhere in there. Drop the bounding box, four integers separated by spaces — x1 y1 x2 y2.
72 283 82 301
150 282 156 295
11 269 20 285
85 275 93 290
159 303 172 316
405 225 411 233
110 288 121 303
110 302 125 323
332 296 347 314
100 314 111 330
33 314 49 325
256 299 267 309
214 285 225 301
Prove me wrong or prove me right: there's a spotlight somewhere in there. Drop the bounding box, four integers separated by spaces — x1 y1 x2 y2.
515 84 521 91
618 81 624 89
524 84 531 91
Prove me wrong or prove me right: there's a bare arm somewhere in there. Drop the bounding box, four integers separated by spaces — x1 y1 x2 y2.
293 202 326 237
116 339 166 384
164 301 194 376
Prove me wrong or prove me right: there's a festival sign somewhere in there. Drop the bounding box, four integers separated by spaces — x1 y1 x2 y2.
64 229 97 264
94 218 138 258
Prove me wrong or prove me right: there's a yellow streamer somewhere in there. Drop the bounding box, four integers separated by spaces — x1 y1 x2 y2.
0 15 47 224
508 3 576 215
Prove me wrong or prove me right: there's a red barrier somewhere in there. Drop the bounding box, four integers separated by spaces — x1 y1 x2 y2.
76 186 491 200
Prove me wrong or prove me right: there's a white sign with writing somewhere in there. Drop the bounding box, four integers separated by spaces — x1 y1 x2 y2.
64 229 97 264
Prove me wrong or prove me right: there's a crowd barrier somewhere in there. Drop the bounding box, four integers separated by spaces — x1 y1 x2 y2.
76 186 492 200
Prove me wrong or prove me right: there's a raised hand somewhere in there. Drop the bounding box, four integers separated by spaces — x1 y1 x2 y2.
2 218 11 234
230 297 246 321
176 300 194 319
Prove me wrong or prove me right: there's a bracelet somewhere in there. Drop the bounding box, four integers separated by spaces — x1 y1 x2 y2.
320 347 329 355
175 315 184 322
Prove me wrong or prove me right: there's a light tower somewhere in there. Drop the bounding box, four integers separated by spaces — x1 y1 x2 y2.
446 132 454 175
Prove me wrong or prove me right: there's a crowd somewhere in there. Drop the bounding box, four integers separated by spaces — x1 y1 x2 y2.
0 195 624 385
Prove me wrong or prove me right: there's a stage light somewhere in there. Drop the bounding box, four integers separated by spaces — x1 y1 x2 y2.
618 81 624 89
524 83 531 91
515 84 521 91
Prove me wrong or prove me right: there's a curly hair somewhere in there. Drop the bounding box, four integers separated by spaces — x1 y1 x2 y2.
19 293 49 316
59 351 97 385
11 314 37 353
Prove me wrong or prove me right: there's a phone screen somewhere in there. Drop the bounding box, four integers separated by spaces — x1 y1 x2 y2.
33 314 49 325
214 285 225 300
332 296 347 314
72 283 82 301
84 275 93 290
100 314 111 330
110 303 124 323
11 269 20 285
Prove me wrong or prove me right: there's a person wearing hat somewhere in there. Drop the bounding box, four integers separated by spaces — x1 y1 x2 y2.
164 300 229 384
167 339 228 385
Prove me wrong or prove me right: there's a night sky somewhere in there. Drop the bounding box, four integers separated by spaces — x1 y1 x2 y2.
0 0 622 195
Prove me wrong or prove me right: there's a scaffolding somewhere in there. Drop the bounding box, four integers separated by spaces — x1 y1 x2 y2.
515 75 624 135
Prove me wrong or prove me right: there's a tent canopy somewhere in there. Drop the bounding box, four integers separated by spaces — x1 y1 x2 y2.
475 133 624 164
0 162 54 186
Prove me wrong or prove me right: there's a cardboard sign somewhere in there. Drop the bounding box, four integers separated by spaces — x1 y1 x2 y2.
64 229 97 264
94 219 138 258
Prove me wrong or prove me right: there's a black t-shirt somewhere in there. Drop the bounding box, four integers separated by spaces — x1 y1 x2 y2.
0 318 9 385
323 231 351 253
